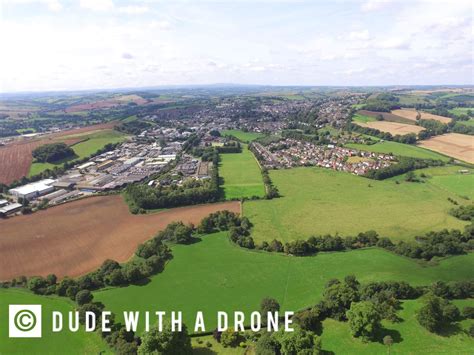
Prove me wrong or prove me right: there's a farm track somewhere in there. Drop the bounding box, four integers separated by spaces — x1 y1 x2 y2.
0 195 240 280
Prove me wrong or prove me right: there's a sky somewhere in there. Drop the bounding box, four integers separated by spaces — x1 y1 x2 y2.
0 0 472 92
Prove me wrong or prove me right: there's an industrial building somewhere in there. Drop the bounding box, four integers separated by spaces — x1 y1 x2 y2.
9 179 56 200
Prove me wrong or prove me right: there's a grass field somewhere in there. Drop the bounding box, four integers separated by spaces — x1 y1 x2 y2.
0 288 109 354
219 145 265 199
321 298 474 354
346 140 451 161
352 113 376 123
221 129 264 143
95 231 474 334
244 167 469 243
456 119 474 127
449 107 474 116
28 130 127 176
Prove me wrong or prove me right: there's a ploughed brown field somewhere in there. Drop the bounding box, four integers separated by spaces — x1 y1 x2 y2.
0 196 240 280
358 110 414 124
0 122 117 184
418 133 474 163
355 121 425 135
391 109 452 124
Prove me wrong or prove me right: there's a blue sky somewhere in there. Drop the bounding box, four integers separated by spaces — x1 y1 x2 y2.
1 0 472 92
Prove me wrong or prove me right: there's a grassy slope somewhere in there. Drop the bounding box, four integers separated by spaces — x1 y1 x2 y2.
28 130 127 176
95 232 474 334
321 298 474 354
244 167 469 243
220 146 265 199
221 130 264 143
0 288 109 354
345 141 451 161
352 113 376 123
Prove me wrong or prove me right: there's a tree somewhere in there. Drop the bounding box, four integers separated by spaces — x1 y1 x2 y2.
261 297 280 320
405 171 417 182
417 295 459 333
138 323 192 354
272 326 321 355
346 301 382 342
255 333 280 355
75 290 93 305
220 328 239 348
462 306 474 319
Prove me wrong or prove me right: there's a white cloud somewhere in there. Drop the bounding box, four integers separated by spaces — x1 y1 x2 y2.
118 5 149 15
80 0 114 12
3 0 62 11
348 30 370 41
361 0 393 12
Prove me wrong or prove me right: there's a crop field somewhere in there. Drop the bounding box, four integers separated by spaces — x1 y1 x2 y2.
0 122 118 184
95 231 474 333
357 110 414 124
418 133 474 164
392 108 452 123
0 195 240 280
244 167 469 243
355 121 425 135
221 129 264 142
220 146 265 199
321 298 474 354
345 140 450 161
28 130 128 176
0 288 108 354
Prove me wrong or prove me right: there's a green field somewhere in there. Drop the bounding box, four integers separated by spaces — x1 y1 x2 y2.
219 145 265 199
456 119 474 127
95 231 474 334
449 107 474 116
28 130 127 176
221 129 264 143
346 141 451 161
321 298 474 354
352 113 376 123
0 289 109 354
244 167 469 243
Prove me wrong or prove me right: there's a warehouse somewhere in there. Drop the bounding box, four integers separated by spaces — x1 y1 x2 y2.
9 179 56 200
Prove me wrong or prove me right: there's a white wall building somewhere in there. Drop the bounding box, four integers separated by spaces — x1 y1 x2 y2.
9 179 56 200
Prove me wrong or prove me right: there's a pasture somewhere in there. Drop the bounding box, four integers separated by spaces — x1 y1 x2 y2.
418 133 474 164
0 195 239 280
0 289 108 354
221 129 264 142
28 129 127 176
392 109 452 123
244 167 469 243
355 121 425 135
94 231 474 333
219 146 265 199
345 140 450 161
352 113 375 123
449 107 474 116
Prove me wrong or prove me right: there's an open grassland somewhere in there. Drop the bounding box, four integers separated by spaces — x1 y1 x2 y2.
352 113 375 123
419 133 474 164
321 298 473 354
392 108 452 123
449 107 474 116
0 289 109 354
221 129 264 142
357 110 414 124
244 167 469 243
28 129 127 176
410 165 474 199
345 140 450 161
220 146 265 199
0 195 240 280
355 121 425 135
95 231 474 333
456 119 474 127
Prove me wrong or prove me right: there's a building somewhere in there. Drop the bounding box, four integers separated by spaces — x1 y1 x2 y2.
0 199 8 207
9 179 56 200
0 203 22 217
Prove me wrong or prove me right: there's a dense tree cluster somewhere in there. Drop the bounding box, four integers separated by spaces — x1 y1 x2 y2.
364 157 444 180
417 119 448 139
216 141 242 153
138 323 192 354
417 294 460 333
32 142 75 163
115 120 152 135
449 204 474 221
362 94 401 112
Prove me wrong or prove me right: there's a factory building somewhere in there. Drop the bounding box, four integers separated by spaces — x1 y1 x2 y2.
9 179 56 200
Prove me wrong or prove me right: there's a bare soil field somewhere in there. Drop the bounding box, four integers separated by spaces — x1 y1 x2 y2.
418 133 474 163
0 122 117 184
358 110 414 124
355 121 425 135
0 196 240 280
391 109 452 123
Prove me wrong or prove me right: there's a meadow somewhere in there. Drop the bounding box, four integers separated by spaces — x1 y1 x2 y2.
449 107 474 116
345 140 451 161
28 129 127 176
244 167 469 243
0 288 109 354
221 129 264 142
95 231 474 334
352 113 375 123
219 145 265 199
